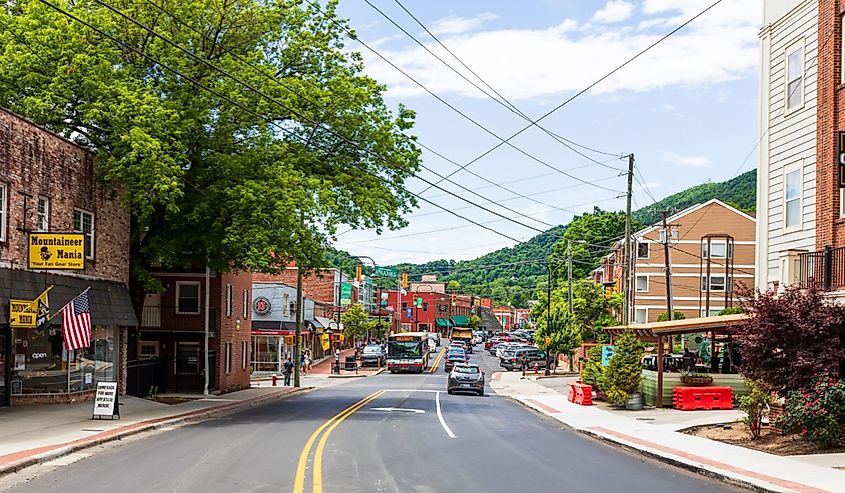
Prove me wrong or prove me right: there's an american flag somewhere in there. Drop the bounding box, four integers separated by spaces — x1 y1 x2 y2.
62 291 92 351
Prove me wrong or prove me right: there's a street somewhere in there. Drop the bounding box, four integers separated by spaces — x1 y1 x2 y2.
3 347 742 493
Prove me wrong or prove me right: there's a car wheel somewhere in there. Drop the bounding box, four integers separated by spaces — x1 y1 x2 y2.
478 390 484 397
447 389 453 395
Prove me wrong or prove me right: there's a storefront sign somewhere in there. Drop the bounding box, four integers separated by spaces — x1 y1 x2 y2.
92 381 119 419
28 233 86 269
9 287 52 328
839 132 845 188
253 296 271 315
340 283 352 306
284 335 294 346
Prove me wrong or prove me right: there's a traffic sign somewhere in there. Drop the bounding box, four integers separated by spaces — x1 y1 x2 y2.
374 266 398 277
545 336 551 347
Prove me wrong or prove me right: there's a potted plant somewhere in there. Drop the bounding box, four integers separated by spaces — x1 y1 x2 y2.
604 329 646 410
680 370 713 386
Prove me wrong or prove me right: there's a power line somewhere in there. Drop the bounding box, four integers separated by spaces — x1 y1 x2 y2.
412 0 728 193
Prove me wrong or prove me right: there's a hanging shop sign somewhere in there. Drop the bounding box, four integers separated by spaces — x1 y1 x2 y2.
9 286 52 328
28 233 86 270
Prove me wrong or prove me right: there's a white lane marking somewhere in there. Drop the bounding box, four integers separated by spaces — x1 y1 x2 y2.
435 391 456 439
371 407 426 414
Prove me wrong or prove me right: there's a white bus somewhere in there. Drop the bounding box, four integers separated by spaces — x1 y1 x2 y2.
386 332 431 373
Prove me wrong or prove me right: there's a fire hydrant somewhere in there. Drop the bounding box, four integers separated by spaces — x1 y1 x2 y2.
271 374 278 386
533 363 539 375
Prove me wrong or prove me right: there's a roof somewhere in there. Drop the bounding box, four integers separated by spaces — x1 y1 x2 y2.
603 313 748 337
636 199 756 238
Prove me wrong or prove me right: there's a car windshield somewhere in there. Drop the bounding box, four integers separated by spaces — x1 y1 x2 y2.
387 340 422 359
447 352 465 360
454 366 479 374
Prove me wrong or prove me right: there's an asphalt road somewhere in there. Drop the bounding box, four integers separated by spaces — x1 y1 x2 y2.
4 344 744 493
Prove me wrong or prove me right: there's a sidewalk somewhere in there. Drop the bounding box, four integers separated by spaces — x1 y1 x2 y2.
0 385 310 477
490 371 845 493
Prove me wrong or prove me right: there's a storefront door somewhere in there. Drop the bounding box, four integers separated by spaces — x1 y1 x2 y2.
175 342 203 393
1 328 8 407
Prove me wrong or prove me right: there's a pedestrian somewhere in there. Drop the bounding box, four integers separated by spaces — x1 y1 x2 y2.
305 349 312 372
300 351 307 375
283 358 294 386
520 353 528 376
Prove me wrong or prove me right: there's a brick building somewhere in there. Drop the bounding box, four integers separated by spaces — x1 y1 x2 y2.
253 264 357 318
0 107 137 407
384 290 474 334
134 270 252 394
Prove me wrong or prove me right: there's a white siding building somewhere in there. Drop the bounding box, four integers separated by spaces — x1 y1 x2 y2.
756 0 818 291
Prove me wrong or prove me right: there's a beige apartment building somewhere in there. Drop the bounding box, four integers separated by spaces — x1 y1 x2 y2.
593 200 756 323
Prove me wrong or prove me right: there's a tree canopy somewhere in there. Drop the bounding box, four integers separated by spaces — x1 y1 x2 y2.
0 0 420 298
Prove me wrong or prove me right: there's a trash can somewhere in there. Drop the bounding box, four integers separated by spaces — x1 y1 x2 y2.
344 356 357 371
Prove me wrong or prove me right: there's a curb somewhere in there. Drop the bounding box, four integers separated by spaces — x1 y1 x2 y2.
0 386 311 478
497 393 799 493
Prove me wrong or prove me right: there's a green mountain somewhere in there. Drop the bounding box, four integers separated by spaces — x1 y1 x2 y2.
329 170 756 307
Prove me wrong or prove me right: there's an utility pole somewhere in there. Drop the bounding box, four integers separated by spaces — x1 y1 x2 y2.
567 240 574 314
623 153 634 325
294 263 303 387
203 265 210 396
659 210 676 322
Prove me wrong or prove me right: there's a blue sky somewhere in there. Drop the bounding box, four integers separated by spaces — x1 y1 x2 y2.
332 0 760 265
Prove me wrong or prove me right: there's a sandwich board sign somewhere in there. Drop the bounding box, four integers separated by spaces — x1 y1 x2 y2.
92 381 120 420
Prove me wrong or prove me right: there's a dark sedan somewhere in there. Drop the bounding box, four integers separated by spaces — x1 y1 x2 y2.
443 350 467 372
447 363 485 396
360 345 385 367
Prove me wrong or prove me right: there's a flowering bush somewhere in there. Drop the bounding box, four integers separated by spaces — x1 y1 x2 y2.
779 375 845 449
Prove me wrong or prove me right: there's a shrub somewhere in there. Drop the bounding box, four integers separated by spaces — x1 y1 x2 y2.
603 329 645 405
717 306 744 316
738 380 772 440
656 311 685 322
582 345 604 390
779 375 845 449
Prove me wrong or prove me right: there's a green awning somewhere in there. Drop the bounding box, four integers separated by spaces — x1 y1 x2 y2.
451 316 470 327
435 318 452 328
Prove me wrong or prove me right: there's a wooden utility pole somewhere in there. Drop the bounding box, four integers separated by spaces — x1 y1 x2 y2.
623 154 634 325
294 264 303 388
658 210 676 321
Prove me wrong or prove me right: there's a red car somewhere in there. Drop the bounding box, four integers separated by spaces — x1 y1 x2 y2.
484 336 518 350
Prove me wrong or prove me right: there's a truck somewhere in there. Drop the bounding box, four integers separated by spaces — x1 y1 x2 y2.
450 328 474 353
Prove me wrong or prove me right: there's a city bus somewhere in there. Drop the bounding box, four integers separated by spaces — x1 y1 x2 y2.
386 332 431 373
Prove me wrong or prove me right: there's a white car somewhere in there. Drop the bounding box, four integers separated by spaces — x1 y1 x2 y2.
495 342 533 359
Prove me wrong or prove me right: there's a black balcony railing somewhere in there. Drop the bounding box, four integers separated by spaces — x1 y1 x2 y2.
798 246 845 291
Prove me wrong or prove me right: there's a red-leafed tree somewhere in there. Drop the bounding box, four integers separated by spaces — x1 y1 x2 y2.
734 288 845 395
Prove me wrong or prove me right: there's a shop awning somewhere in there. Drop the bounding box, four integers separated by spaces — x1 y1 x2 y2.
252 320 282 331
314 316 338 330
435 318 452 328
450 316 470 327
603 313 748 337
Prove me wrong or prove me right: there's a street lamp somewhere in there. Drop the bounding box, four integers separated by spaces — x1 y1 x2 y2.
327 320 340 374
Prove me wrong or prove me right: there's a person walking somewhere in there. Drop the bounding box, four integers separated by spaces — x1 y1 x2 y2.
304 348 312 372
283 358 294 386
520 353 529 377
300 351 307 375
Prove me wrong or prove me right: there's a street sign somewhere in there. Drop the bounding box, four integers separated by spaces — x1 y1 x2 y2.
374 266 398 277
340 283 352 306
28 233 86 270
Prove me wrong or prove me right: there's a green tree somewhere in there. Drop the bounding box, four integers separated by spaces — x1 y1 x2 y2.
534 306 581 363
551 208 632 280
446 280 461 292
571 280 622 342
467 315 481 329
341 304 370 340
0 0 421 312
656 311 686 322
604 329 646 405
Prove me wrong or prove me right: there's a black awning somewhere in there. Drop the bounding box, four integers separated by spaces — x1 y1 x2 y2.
252 320 283 331
0 268 137 327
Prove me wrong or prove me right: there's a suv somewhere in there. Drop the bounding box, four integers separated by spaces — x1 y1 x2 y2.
360 345 385 367
500 348 550 371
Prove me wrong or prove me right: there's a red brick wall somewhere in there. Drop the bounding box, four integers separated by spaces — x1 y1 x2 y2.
215 271 252 392
0 107 130 284
817 1 845 251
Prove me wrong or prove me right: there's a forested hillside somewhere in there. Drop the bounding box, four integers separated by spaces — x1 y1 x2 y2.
328 170 756 307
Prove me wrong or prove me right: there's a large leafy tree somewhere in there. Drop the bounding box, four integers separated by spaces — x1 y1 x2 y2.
735 288 845 395
533 305 580 361
0 0 420 308
341 304 370 340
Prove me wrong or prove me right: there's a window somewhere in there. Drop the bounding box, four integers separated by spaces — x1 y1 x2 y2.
659 229 666 244
138 341 159 359
634 308 648 324
0 183 7 241
635 275 648 292
701 276 732 292
225 342 232 374
243 289 249 319
242 340 248 369
784 167 801 229
637 242 649 259
283 294 290 317
37 196 49 232
226 284 233 317
176 282 200 314
785 41 804 111
702 240 730 259
73 209 95 259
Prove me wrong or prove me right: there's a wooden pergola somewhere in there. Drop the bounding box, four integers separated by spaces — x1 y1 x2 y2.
603 314 748 407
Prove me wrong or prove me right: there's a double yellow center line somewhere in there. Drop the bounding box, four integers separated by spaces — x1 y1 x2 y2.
294 390 384 493
429 347 447 373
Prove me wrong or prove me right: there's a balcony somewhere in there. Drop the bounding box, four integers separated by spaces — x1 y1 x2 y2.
798 246 845 291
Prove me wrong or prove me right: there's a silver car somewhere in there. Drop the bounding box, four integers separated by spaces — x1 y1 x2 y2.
447 363 485 396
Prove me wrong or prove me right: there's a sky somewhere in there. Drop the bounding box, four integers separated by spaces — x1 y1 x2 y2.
331 0 760 266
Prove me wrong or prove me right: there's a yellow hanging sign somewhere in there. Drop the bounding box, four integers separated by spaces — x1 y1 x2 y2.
9 286 52 328
320 334 331 351
28 233 86 270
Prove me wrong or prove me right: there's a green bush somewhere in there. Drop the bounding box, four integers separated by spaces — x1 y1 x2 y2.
603 329 645 405
656 311 685 322
582 345 605 390
738 380 772 440
717 306 744 316
779 375 845 449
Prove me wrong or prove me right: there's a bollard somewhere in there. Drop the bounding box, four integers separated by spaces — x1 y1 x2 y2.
271 374 277 386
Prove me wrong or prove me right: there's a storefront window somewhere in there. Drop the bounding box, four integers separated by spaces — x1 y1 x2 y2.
11 325 115 395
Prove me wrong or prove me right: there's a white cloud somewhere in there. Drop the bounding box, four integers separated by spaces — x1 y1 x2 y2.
658 150 712 167
358 0 759 101
592 1 636 23
429 12 498 35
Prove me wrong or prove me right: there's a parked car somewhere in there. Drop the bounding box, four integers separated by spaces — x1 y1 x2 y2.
500 348 550 371
444 350 468 372
496 342 533 359
360 344 386 367
447 363 485 396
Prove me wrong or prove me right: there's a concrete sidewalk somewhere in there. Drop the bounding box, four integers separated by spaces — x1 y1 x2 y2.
0 385 311 477
490 371 845 493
